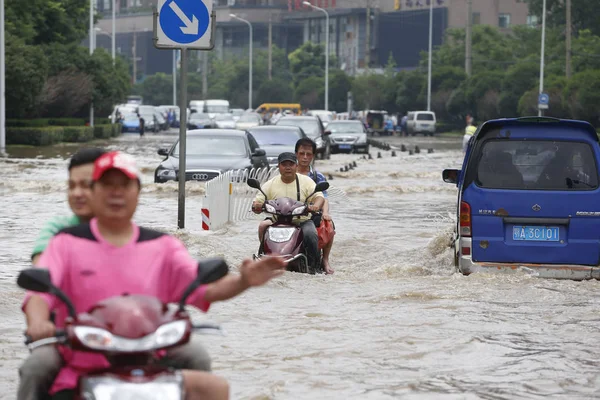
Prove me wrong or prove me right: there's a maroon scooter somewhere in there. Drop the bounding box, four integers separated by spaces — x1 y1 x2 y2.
18 258 229 400
247 178 329 275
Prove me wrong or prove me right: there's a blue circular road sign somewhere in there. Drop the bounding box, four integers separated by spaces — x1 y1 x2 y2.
160 0 210 44
538 93 549 105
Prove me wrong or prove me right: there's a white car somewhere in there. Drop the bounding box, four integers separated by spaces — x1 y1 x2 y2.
214 114 237 129
235 113 263 130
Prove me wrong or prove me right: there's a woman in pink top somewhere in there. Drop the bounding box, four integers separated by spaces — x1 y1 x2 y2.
22 151 287 400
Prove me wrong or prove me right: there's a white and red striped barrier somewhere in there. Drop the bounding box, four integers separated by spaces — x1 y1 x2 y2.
202 167 277 230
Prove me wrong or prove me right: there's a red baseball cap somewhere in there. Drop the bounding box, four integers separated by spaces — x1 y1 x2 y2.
92 151 140 181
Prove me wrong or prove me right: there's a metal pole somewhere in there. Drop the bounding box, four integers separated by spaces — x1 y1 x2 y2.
427 0 433 111
465 0 472 77
303 3 329 110
173 50 177 105
249 20 253 110
566 0 572 79
0 0 5 153
268 15 272 80
231 15 253 110
365 2 370 69
111 0 115 64
538 0 546 117
90 0 94 127
324 8 329 111
178 48 188 229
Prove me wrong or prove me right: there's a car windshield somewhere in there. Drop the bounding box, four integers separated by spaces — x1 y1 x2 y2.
250 130 300 146
239 114 260 122
173 137 248 157
123 114 138 121
191 113 210 120
277 119 318 136
327 122 364 134
417 113 435 121
476 140 599 190
215 114 234 121
206 105 229 114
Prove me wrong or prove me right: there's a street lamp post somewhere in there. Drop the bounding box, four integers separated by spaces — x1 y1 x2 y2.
89 0 94 127
111 0 115 64
538 0 547 117
303 1 329 111
230 14 253 110
1 0 6 153
95 27 116 64
426 0 433 111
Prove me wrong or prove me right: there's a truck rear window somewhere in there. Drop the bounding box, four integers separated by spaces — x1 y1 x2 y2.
476 140 598 190
416 113 435 121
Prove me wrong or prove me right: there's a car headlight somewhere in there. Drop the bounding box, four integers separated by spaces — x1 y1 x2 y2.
356 134 367 144
291 205 306 215
73 320 187 353
82 373 184 400
265 203 276 214
157 169 176 178
268 227 296 243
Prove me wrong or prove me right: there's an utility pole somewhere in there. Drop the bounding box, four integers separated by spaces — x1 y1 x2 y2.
538 0 547 117
202 51 208 100
268 14 273 80
365 1 371 69
132 28 137 85
566 0 572 78
465 0 472 77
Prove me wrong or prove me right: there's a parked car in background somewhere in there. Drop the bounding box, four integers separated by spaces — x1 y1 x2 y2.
406 111 436 136
120 114 141 133
231 108 245 122
235 112 262 130
276 116 331 160
326 120 369 154
187 112 216 129
154 129 268 183
214 113 237 129
443 117 600 280
307 110 334 127
246 126 308 167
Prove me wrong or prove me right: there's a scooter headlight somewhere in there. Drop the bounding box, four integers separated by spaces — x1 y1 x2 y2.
82 373 184 400
74 320 187 353
291 205 306 215
268 227 296 243
264 203 277 214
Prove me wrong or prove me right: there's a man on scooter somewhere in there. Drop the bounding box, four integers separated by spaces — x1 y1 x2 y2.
22 151 287 400
251 152 325 271
295 138 335 275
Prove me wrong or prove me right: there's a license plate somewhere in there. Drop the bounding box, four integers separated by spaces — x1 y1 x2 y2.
512 226 560 242
339 144 352 149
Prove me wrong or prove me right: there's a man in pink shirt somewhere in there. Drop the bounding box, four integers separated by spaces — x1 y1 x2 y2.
22 151 286 400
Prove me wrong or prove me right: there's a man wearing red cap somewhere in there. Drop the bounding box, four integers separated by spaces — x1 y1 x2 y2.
22 151 287 400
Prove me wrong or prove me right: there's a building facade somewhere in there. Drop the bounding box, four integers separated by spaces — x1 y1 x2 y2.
89 0 531 82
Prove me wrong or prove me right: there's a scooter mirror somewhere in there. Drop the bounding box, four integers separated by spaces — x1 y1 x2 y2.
197 258 230 285
17 268 53 293
315 182 329 192
179 258 230 311
17 268 78 318
247 178 261 190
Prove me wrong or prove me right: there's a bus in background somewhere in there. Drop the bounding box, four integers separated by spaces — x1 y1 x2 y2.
127 95 143 105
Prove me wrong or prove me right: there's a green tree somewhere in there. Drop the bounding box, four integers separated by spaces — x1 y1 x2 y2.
564 69 600 125
328 69 352 112
294 76 323 109
5 34 48 118
256 79 294 105
526 0 600 36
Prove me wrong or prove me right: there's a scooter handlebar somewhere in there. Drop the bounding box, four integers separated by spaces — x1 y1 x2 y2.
24 330 67 350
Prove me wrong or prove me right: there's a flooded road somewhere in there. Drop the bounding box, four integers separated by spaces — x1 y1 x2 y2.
2 132 600 399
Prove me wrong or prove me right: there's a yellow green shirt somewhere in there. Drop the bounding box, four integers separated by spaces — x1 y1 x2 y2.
254 174 324 222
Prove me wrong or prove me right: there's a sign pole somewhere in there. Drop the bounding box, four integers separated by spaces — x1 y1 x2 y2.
177 47 188 229
153 0 215 229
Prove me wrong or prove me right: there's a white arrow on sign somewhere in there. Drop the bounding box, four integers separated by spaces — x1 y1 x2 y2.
169 1 199 35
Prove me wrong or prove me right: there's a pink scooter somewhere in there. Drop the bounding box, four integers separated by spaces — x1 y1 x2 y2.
18 258 229 400
247 178 329 274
